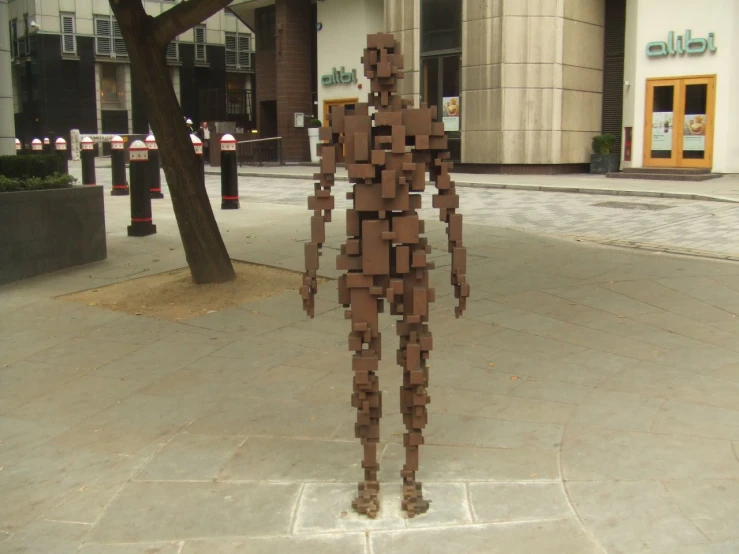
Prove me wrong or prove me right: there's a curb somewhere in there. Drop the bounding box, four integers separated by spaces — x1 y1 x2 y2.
208 169 739 204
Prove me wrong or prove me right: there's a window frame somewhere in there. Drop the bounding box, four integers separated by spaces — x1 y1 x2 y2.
60 13 76 55
94 14 127 58
225 32 251 70
166 37 179 62
194 25 207 62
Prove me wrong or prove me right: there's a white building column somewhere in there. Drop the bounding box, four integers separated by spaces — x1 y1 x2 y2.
0 0 16 155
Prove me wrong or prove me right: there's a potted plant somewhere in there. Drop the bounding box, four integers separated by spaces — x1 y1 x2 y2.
590 133 620 174
307 118 323 163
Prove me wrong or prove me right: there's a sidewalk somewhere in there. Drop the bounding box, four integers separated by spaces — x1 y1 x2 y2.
204 163 739 203
91 157 739 203
1 172 739 552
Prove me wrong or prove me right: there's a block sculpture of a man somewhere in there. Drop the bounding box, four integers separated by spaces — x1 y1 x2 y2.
300 33 469 518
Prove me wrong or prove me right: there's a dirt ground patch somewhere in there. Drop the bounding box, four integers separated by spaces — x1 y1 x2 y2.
60 261 320 322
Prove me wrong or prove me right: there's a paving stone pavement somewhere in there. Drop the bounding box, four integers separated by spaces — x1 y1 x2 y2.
1 165 739 552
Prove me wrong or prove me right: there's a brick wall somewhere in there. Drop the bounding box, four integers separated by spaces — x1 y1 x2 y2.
275 0 313 163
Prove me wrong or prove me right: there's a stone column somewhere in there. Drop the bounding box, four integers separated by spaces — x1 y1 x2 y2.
275 0 313 163
0 0 16 156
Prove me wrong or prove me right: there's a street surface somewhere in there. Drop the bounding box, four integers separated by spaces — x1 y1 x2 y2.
0 162 736 553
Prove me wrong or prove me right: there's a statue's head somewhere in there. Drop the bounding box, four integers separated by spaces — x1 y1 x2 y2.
362 33 405 110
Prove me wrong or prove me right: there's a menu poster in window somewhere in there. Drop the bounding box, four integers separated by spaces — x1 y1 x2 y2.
651 111 673 151
683 114 706 151
443 96 460 132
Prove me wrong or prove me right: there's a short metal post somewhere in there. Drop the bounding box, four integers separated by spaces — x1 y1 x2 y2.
54 138 68 174
43 137 51 155
145 135 163 199
127 140 157 237
15 138 21 155
220 133 239 209
111 135 129 196
191 134 205 190
80 136 96 186
31 138 43 155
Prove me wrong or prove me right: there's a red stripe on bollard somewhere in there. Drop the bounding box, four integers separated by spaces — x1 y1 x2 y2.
131 217 152 222
222 196 239 200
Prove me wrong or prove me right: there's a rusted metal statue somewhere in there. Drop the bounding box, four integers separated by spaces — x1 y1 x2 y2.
300 33 469 518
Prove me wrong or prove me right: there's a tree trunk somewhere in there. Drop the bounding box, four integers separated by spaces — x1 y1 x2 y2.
111 3 235 284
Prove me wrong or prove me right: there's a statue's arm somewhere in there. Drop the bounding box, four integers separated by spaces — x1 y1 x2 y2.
301 127 340 318
430 150 469 318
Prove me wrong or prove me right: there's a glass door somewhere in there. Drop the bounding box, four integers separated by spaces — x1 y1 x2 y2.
421 54 461 160
643 76 715 168
644 79 680 167
680 77 714 168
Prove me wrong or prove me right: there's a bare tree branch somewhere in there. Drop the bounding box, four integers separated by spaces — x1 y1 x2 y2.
153 0 234 47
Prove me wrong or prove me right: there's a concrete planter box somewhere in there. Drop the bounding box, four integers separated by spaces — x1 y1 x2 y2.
590 153 620 174
0 186 107 285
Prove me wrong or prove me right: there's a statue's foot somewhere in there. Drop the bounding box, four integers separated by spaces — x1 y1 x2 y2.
401 481 430 518
352 481 380 519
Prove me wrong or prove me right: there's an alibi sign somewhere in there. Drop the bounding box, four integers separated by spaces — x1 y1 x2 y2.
646 30 717 57
321 66 358 86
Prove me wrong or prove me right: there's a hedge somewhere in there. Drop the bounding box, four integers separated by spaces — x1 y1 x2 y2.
0 154 64 179
0 173 77 193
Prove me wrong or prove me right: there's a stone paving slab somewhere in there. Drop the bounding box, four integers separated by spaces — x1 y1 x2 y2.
1 164 739 552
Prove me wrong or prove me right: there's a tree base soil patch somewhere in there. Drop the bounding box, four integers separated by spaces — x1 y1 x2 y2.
60 261 320 322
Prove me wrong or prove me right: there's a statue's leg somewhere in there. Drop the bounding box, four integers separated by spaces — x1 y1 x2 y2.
391 240 433 517
346 280 384 518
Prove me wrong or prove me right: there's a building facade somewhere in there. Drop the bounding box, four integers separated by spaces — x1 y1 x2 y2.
623 0 736 173
7 0 256 146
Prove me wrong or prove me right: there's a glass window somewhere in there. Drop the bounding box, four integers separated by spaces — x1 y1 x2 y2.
650 85 674 158
682 84 707 160
100 63 124 109
421 0 462 53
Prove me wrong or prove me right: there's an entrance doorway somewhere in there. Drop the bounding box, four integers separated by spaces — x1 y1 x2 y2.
643 75 716 168
323 98 357 162
323 97 357 126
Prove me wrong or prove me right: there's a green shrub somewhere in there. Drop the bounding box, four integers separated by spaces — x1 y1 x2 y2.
0 173 77 193
307 118 323 128
591 134 616 155
0 154 64 179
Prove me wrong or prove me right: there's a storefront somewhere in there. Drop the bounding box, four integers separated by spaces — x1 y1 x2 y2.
232 0 622 172
316 0 383 126
623 0 735 172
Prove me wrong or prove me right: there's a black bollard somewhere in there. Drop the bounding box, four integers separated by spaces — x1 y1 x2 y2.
110 136 129 196
127 140 157 237
15 138 21 155
43 138 51 155
145 135 163 199
220 133 239 209
31 138 43 155
54 138 69 174
191 134 205 190
80 137 96 186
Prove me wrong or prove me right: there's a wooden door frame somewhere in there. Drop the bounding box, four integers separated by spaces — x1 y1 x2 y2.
323 97 359 126
643 78 681 168
643 74 716 169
